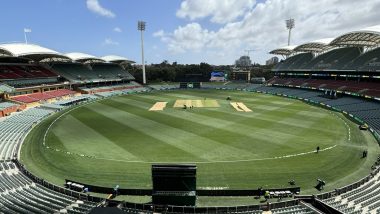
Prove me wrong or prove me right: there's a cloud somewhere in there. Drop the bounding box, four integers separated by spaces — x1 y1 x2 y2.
176 0 256 24
156 23 215 54
153 30 165 37
86 0 115 18
103 38 119 45
113 27 122 32
159 0 380 64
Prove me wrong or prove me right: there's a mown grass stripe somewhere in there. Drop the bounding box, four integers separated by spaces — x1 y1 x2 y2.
108 97 337 155
120 95 340 138
72 107 205 162
89 102 257 161
51 114 141 161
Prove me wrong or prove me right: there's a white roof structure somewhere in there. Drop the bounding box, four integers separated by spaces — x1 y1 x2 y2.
294 38 335 52
330 25 380 47
269 45 297 56
0 43 69 61
101 55 135 64
65 52 105 63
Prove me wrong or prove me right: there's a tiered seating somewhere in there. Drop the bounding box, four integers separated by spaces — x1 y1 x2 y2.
322 171 380 214
202 82 251 90
52 63 99 83
0 101 21 117
301 49 340 69
149 84 179 90
0 104 97 212
96 91 124 98
11 95 39 103
0 108 53 160
40 103 65 110
91 63 135 80
329 47 362 69
0 83 15 93
11 89 76 103
52 94 94 106
0 162 95 214
345 47 380 70
271 205 314 214
0 102 18 111
79 81 143 94
269 77 380 98
122 207 263 214
94 86 150 98
45 89 76 97
4 78 58 88
275 53 313 70
301 47 361 70
0 65 59 87
52 63 134 83
255 85 380 133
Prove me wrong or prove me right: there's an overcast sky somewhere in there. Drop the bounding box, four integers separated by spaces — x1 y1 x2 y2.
1 0 379 65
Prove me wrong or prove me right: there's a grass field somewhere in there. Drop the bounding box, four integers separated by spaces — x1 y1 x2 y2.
21 89 379 198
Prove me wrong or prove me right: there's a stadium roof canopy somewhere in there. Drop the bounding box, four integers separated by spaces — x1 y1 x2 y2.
269 45 297 56
101 55 135 64
330 25 380 47
294 38 334 52
0 43 70 61
65 52 105 63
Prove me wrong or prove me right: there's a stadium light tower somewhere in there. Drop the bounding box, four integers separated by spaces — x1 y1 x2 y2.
24 28 32 44
285 18 295 46
138 21 146 84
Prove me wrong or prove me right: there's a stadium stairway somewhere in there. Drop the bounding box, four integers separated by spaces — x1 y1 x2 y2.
250 85 380 214
322 171 380 214
254 85 380 134
0 89 157 213
1 84 379 213
0 162 96 214
0 101 98 213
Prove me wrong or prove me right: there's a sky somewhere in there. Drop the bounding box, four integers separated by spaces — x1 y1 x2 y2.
1 0 379 65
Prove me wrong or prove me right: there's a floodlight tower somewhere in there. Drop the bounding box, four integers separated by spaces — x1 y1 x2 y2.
138 21 146 84
285 18 295 46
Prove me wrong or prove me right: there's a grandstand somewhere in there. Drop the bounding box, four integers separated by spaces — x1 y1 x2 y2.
262 25 380 213
0 23 380 213
0 162 96 213
50 52 135 83
0 43 69 88
270 25 380 100
0 43 141 213
0 44 137 107
0 101 23 117
0 104 97 213
322 167 380 214
11 89 77 103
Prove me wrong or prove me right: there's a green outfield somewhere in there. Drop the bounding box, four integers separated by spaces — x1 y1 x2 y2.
21 89 379 196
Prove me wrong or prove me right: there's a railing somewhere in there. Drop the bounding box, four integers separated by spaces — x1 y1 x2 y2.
13 159 104 203
65 179 300 196
10 85 380 213
121 199 299 213
316 166 380 200
248 85 380 201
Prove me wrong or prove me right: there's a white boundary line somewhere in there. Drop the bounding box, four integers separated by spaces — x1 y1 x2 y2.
41 98 340 164
43 104 86 147
327 110 351 142
80 144 338 164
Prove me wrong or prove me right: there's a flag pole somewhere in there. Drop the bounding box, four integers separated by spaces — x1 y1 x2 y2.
24 30 28 44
